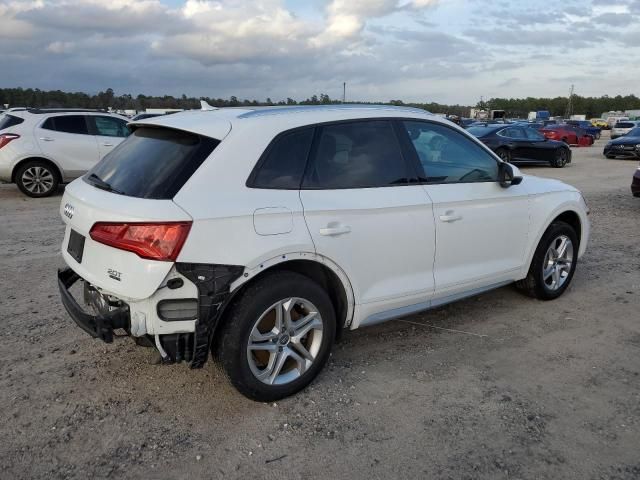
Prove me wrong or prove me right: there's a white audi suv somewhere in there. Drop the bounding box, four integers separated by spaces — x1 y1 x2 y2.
57 105 590 400
0 108 129 197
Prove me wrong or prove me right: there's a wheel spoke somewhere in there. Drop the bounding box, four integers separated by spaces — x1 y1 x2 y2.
556 237 568 258
290 340 314 362
543 265 555 281
285 346 308 375
267 350 289 384
280 298 296 330
552 267 560 287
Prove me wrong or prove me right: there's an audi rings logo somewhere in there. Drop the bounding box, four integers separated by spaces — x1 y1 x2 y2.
64 203 74 219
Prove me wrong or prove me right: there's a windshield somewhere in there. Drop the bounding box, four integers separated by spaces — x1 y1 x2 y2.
85 127 219 199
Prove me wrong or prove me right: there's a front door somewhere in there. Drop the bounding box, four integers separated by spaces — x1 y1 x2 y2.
299 119 436 308
399 119 530 299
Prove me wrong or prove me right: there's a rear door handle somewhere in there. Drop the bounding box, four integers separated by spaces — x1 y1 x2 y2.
102 143 113 147
319 225 351 236
439 212 463 223
39 137 54 142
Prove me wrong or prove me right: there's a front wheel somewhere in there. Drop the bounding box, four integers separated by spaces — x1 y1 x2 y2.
516 221 578 300
216 271 336 401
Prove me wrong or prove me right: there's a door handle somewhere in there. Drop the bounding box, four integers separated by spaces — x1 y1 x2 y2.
39 137 54 142
319 224 351 236
439 211 463 223
102 143 113 147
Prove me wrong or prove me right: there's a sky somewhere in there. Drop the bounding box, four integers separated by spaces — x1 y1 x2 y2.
1 0 639 104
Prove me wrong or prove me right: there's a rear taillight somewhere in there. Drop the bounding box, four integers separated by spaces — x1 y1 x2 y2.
0 134 20 150
89 222 192 262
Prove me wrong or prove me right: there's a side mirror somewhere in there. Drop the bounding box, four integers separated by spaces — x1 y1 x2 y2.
499 162 523 188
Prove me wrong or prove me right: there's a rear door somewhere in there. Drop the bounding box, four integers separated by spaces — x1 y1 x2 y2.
498 127 529 160
299 119 436 310
398 120 530 299
88 115 130 159
35 115 99 178
524 127 555 161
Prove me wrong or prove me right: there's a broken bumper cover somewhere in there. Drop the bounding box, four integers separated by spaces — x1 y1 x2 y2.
57 267 129 343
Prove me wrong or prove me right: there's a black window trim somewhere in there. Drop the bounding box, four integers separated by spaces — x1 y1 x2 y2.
394 118 503 186
247 117 421 191
245 125 316 190
39 114 91 136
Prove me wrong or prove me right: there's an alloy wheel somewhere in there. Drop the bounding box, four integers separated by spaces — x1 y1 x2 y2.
247 297 324 386
542 235 574 291
21 166 54 195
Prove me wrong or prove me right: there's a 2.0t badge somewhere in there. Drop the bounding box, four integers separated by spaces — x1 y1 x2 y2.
63 203 74 219
107 269 122 281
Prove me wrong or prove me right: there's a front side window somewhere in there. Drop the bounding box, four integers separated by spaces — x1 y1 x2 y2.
402 120 499 184
302 120 409 189
42 115 89 135
249 128 314 189
92 116 129 137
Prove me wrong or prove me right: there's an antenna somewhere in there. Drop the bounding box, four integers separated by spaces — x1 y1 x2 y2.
565 84 574 119
343 82 346 103
200 100 218 111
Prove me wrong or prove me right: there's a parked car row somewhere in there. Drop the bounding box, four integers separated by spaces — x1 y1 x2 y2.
0 108 129 197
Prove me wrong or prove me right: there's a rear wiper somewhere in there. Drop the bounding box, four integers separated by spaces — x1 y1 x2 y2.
87 173 125 195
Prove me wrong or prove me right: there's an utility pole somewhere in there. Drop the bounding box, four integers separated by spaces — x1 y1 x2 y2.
343 82 346 103
565 84 574 119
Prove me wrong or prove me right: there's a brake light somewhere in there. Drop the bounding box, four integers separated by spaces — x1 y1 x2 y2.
89 222 192 262
0 134 19 149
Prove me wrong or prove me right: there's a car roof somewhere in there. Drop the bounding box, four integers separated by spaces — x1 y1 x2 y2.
131 104 439 140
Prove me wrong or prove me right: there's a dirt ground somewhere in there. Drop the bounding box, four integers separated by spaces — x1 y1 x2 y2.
1 132 639 480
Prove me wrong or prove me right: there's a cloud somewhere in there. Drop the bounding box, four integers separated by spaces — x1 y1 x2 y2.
1 0 640 105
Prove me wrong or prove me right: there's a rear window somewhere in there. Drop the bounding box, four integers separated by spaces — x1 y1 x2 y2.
85 127 219 199
615 122 634 128
0 114 24 131
466 126 498 137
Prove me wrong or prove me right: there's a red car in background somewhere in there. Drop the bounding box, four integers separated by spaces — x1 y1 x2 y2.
540 124 594 146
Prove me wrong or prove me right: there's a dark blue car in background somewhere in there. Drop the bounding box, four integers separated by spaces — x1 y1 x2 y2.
566 120 601 140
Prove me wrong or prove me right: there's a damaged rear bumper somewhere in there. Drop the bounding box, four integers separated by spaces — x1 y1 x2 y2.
57 263 244 367
57 267 129 343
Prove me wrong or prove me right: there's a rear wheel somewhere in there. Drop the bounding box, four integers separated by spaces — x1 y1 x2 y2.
551 148 568 168
15 160 59 198
495 148 511 162
605 154 615 159
516 221 578 300
216 271 336 401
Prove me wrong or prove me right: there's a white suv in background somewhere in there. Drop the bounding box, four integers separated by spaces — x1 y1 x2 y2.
0 108 129 197
57 105 590 401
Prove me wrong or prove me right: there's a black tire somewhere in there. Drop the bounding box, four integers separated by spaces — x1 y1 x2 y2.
516 221 578 300
216 271 336 401
595 132 601 140
561 137 568 144
551 148 569 168
605 154 615 159
15 160 59 198
495 147 511 162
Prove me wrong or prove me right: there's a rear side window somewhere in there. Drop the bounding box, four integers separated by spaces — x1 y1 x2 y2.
42 115 89 135
0 114 24 131
248 128 314 189
615 122 634 128
85 127 219 199
302 120 409 189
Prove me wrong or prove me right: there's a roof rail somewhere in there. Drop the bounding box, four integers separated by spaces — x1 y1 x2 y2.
237 104 431 119
26 108 108 114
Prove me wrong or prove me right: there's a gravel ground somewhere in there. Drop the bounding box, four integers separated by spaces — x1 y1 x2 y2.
1 132 639 479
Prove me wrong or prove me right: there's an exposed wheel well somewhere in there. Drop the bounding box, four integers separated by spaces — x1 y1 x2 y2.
552 210 582 248
217 259 349 342
11 157 62 183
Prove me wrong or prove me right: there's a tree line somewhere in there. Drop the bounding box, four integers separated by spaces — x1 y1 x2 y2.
1 87 639 119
